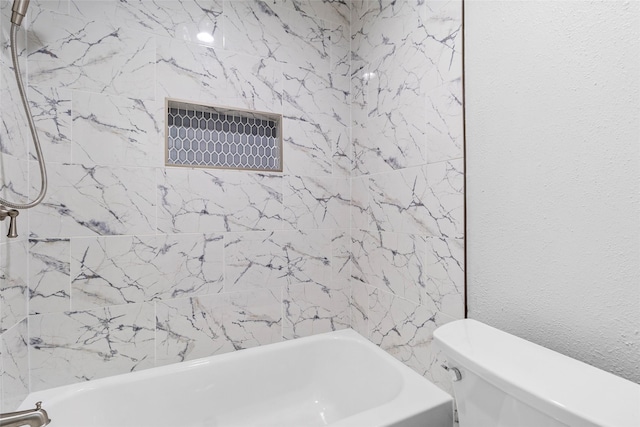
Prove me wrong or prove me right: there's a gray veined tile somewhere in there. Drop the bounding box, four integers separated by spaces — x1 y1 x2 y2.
425 79 463 164
350 229 426 303
425 159 464 240
29 303 155 391
157 168 283 234
275 0 350 27
155 294 232 366
29 238 71 315
28 6 156 100
368 288 440 377
115 0 224 47
28 86 72 164
225 229 331 291
283 282 350 340
222 0 331 71
70 234 224 310
282 117 335 176
331 229 351 284
283 175 350 230
350 281 369 338
0 319 28 412
72 91 162 168
156 37 283 113
350 176 371 230
424 236 464 319
0 58 28 160
0 239 28 333
28 162 157 238
156 289 281 365
0 157 29 215
368 167 431 234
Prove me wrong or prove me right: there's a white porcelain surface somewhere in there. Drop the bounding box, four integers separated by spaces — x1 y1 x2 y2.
434 319 640 427
20 329 453 427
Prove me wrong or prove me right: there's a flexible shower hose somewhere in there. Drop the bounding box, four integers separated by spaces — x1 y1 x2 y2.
0 22 47 210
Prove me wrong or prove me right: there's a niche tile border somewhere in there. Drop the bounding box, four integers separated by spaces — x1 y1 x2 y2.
165 98 283 172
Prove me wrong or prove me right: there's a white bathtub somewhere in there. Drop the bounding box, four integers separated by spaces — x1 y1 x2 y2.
19 329 453 427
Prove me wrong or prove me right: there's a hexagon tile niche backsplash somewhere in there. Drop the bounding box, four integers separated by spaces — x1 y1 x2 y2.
166 100 282 172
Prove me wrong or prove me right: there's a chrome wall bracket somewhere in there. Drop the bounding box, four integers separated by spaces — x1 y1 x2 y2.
0 207 19 238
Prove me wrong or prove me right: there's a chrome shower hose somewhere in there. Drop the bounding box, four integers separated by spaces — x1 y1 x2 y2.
0 23 47 210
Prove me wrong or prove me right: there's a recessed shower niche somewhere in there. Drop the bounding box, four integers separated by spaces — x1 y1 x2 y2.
166 99 283 172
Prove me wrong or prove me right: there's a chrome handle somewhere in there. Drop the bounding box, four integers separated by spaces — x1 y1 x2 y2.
441 363 462 382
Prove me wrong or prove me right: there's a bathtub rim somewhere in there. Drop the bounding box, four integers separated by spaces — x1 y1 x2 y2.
20 328 453 427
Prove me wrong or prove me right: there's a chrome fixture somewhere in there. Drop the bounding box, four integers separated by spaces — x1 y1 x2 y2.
0 208 19 238
0 401 51 427
0 0 48 238
441 363 463 382
10 0 29 26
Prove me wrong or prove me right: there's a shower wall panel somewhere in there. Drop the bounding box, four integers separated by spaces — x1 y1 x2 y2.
0 0 351 405
348 0 464 394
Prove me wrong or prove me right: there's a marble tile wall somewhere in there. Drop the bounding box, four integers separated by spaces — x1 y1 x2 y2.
0 0 351 409
349 0 464 394
0 0 463 410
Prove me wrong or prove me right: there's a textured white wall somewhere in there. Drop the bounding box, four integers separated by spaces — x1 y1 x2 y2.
465 1 639 383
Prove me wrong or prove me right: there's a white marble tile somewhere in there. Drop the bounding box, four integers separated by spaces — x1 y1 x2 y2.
70 234 224 310
224 289 282 350
351 229 426 303
0 239 27 333
28 238 71 314
69 0 118 20
283 63 348 120
283 175 350 230
28 86 72 163
369 288 440 377
225 229 331 291
156 37 282 113
222 0 331 71
72 91 162 167
0 60 28 160
368 166 431 234
353 109 427 175
31 0 71 14
115 0 223 47
426 78 463 163
282 65 349 176
425 159 464 239
276 0 350 26
0 156 29 214
28 162 157 237
29 302 155 391
350 281 369 338
283 282 350 339
156 289 281 365
332 124 352 177
350 176 370 230
155 294 232 365
28 6 156 100
424 236 464 318
0 319 28 412
423 0 462 92
283 117 337 176
157 168 283 233
331 229 351 284
328 17 350 79
351 0 426 66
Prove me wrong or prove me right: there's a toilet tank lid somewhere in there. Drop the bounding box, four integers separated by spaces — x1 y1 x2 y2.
433 319 640 427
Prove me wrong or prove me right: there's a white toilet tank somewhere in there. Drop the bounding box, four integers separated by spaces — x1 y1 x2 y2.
433 319 640 427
